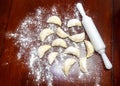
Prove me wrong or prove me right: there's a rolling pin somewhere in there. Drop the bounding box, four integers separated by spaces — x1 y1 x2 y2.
76 3 112 69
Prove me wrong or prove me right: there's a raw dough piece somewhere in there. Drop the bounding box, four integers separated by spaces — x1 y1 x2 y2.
79 57 88 73
52 38 67 48
69 32 85 42
47 52 58 64
63 58 76 75
64 46 80 57
39 28 54 41
56 27 69 38
38 45 51 58
84 40 94 58
47 16 62 26
67 19 81 27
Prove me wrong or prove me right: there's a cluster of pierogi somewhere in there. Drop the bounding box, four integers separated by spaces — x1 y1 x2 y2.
38 16 94 75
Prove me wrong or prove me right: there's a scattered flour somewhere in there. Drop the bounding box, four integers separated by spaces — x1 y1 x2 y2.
6 5 102 86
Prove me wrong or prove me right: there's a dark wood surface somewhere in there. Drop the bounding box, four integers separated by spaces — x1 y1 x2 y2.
0 0 119 86
113 0 120 86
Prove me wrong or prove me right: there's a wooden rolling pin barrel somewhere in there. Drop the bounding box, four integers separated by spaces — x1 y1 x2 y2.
76 3 112 69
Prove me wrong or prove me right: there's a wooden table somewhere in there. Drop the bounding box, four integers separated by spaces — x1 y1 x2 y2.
0 0 120 86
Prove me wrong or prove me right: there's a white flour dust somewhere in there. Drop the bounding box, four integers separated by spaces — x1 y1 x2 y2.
7 5 102 86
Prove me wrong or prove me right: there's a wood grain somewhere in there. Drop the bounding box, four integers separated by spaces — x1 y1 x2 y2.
0 0 12 57
113 0 120 86
0 0 119 86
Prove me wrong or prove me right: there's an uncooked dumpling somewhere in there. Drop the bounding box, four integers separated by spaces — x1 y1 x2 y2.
84 40 94 58
63 58 76 75
47 16 62 26
39 28 54 41
38 45 51 58
67 19 81 27
64 46 80 57
56 27 69 38
52 38 67 48
69 32 85 42
79 57 88 73
47 52 58 64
